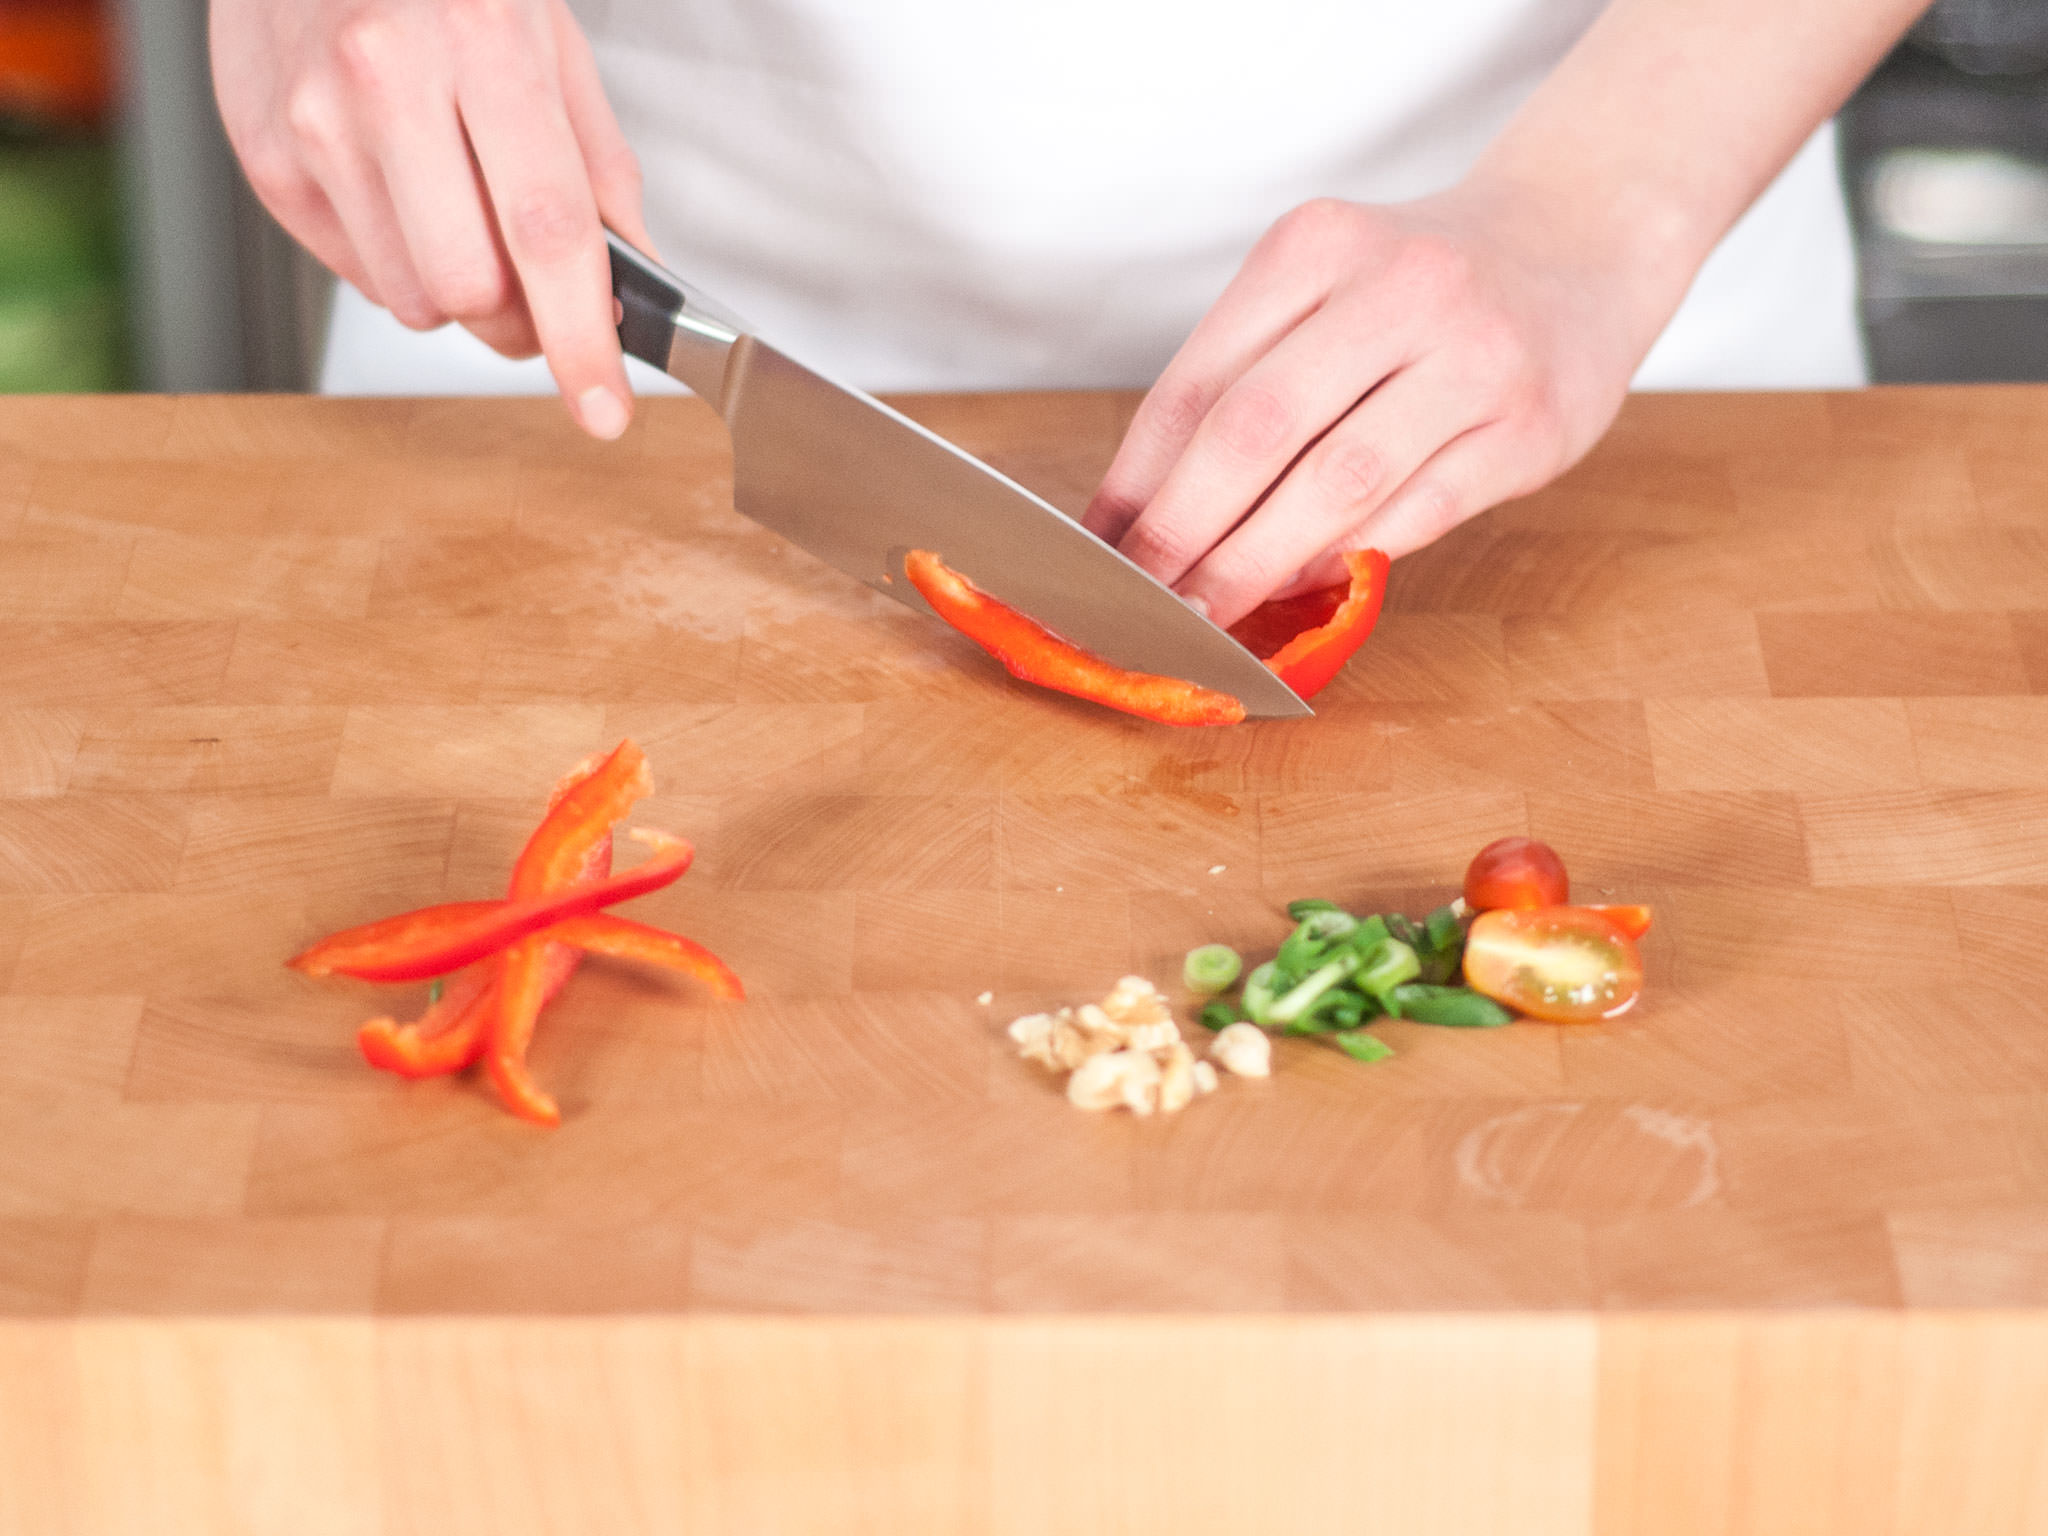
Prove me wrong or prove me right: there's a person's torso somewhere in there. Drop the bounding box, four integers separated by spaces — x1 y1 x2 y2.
324 1 1865 395
581 0 1614 389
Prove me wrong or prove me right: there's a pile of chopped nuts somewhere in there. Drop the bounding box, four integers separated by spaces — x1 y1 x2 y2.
1007 975 1268 1115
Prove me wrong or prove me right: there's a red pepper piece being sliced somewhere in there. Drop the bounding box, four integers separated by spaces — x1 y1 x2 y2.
550 914 747 1000
903 549 1247 727
288 831 694 983
1227 549 1390 700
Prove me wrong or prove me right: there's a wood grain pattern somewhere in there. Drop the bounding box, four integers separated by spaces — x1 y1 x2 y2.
6 388 2048 1529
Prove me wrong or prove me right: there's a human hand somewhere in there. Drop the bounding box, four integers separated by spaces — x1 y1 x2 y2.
1081 186 1659 626
211 0 651 438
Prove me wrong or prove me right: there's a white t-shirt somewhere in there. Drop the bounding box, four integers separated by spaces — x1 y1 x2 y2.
322 0 1866 395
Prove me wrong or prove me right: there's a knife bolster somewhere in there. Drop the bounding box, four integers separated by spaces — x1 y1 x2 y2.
608 234 741 406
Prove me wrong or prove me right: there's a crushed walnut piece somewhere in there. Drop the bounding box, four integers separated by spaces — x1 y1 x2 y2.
1008 976 1222 1115
1209 1020 1272 1078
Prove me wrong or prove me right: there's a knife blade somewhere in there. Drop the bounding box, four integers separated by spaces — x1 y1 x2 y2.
608 233 1312 719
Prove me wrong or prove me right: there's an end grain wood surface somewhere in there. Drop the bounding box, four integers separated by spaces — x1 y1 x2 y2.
3 388 2048 1534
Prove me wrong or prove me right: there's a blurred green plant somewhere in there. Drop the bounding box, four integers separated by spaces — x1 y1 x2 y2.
0 132 127 391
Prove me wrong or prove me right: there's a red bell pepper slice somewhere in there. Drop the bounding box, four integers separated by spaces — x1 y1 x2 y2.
487 936 564 1126
1227 549 1390 700
549 914 747 1000
359 950 583 1078
511 740 649 898
357 751 622 1077
479 745 664 1123
358 966 492 1077
307 738 744 1125
903 549 1247 727
290 831 694 982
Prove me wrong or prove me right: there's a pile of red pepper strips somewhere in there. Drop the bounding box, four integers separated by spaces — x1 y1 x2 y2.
903 547 1391 725
287 740 742 1126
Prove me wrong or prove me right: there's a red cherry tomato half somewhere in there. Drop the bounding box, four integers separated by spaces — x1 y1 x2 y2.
1585 903 1652 941
1463 837 1569 911
1463 906 1643 1023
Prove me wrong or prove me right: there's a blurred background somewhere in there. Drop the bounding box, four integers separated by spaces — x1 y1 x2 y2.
9 0 2048 394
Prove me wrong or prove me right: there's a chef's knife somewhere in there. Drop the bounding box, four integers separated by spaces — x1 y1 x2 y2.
607 233 1312 718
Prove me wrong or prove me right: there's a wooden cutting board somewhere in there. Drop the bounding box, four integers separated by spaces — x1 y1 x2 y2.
4 387 2048 1533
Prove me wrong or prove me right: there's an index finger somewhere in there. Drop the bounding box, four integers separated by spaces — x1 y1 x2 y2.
1081 200 1382 546
1081 262 1322 547
452 9 629 439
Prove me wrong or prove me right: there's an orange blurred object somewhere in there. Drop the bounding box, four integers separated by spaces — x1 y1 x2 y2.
0 1 113 128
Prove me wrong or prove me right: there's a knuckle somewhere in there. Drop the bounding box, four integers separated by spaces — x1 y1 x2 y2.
1121 517 1195 577
1209 381 1294 461
1271 197 1357 257
390 296 448 332
1404 477 1464 540
423 257 510 319
1084 484 1144 534
283 80 346 152
503 187 589 263
1142 379 1211 446
333 12 406 90
1209 547 1287 609
1315 431 1386 507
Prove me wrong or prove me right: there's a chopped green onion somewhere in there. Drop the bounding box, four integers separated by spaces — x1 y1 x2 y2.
1286 898 1349 923
1268 954 1360 1025
1199 999 1241 1031
1415 904 1467 984
1385 913 1418 947
1299 909 1359 942
1424 904 1464 955
1357 938 1422 1011
1288 987 1367 1034
427 978 444 1005
1183 943 1243 995
1329 990 1370 1029
1391 984 1513 1028
1273 928 1324 983
1333 1030 1394 1063
1344 915 1391 956
1241 961 1282 1026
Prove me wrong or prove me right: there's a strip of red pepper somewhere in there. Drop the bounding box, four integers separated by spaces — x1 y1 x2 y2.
286 832 694 983
312 738 743 1125
1226 549 1391 700
487 935 563 1124
903 547 1390 724
479 741 648 1119
355 748 627 1076
550 914 746 999
358 952 581 1080
903 550 1247 727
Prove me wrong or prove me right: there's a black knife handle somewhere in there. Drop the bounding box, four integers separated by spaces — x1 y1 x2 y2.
609 235 684 372
605 230 742 403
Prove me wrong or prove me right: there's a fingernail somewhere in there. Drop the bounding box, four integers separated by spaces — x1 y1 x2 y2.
578 385 629 441
1182 594 1210 620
